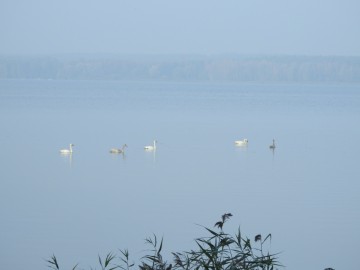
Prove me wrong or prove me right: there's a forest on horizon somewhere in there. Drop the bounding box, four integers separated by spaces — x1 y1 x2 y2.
1 54 359 83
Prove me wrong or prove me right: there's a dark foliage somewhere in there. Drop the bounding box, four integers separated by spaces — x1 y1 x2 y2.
47 214 281 270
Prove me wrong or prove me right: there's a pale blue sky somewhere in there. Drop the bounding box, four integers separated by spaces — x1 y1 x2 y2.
1 0 359 56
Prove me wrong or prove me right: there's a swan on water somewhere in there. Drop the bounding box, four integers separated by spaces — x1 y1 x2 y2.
144 140 157 151
269 139 276 149
234 139 248 146
60 144 74 154
110 144 128 154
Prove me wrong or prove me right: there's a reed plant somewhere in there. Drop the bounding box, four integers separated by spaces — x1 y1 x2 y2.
47 214 281 270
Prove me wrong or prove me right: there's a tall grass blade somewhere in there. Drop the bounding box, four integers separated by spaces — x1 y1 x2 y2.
157 237 163 256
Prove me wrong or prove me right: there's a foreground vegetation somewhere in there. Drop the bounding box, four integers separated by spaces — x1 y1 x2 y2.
47 214 281 270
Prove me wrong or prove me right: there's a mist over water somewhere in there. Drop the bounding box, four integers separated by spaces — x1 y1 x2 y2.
0 79 359 270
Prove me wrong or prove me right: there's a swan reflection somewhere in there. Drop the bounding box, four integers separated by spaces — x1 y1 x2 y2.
144 140 157 163
269 139 276 157
269 139 276 150
59 144 74 167
60 151 73 166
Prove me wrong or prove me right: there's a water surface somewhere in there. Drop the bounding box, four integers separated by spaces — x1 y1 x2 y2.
0 80 359 270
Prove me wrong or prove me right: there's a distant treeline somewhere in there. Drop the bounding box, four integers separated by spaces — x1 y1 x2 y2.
1 54 360 82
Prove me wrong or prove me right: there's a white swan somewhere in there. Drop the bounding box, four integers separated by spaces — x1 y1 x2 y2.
60 144 74 154
110 144 128 154
234 139 248 146
144 140 157 151
269 139 276 149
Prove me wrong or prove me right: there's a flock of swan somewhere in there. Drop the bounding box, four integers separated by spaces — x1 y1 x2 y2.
59 139 276 155
235 138 276 149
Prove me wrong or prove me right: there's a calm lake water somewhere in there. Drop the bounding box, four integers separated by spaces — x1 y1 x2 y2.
0 79 359 270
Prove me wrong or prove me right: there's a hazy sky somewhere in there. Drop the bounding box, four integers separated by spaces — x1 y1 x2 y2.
1 0 359 56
